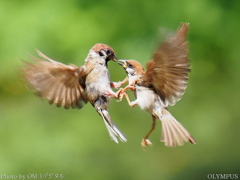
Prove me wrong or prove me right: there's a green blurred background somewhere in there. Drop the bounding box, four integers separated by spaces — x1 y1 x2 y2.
1 0 239 179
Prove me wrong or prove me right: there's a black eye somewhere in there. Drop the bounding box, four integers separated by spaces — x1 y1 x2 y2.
128 63 133 68
106 49 111 55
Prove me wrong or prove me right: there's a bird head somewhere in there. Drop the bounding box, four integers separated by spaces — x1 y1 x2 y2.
118 60 145 85
89 43 118 63
118 60 144 76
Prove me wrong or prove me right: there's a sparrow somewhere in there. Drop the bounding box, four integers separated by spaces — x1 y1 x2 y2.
22 43 127 143
118 23 196 148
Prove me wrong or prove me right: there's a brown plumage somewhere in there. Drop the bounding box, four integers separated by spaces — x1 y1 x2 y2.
143 23 190 106
22 43 127 143
23 50 89 109
118 23 196 148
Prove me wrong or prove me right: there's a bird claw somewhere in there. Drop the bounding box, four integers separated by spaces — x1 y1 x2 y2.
141 139 152 148
116 91 125 102
115 88 124 101
116 99 122 102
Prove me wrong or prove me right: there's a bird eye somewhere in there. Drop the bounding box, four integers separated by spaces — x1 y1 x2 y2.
128 63 133 68
105 49 111 56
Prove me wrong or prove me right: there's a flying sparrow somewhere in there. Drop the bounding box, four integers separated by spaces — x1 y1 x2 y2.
118 23 196 148
22 43 127 143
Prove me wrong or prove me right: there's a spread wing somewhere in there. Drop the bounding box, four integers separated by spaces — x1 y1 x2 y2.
143 23 190 106
22 50 90 109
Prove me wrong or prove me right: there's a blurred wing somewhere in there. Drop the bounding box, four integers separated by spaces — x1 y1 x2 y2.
22 50 89 109
143 23 190 106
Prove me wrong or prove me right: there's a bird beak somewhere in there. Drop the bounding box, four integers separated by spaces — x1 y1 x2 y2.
111 55 118 63
118 60 127 69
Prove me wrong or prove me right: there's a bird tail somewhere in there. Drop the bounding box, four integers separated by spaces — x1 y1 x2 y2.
97 108 127 143
159 109 196 147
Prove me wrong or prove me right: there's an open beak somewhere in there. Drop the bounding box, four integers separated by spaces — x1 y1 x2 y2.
118 60 127 69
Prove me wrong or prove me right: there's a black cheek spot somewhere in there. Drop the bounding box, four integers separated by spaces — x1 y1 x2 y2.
99 51 104 56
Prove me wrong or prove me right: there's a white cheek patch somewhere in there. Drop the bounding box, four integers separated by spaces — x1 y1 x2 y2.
86 51 106 65
126 68 135 76
85 51 100 62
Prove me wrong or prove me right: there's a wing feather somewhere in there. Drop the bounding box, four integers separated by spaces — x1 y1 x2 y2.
143 23 190 106
22 51 89 109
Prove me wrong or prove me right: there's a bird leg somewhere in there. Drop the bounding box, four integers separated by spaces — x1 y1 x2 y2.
110 77 128 89
141 115 157 148
116 85 136 102
102 90 120 99
106 77 130 99
123 93 138 107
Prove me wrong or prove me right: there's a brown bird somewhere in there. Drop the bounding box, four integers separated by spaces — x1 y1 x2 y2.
22 43 127 143
118 23 196 148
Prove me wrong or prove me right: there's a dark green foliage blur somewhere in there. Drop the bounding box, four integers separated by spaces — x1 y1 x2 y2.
1 0 239 179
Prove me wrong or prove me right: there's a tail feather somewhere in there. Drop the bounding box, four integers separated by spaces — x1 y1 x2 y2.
160 109 196 147
98 108 127 143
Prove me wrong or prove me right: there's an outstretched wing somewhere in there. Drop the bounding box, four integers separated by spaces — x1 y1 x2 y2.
143 23 190 106
22 50 90 109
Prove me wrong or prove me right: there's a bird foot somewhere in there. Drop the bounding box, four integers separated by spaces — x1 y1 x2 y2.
116 88 124 102
116 92 125 102
141 139 152 148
